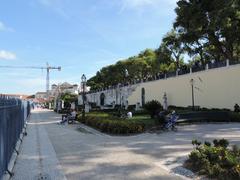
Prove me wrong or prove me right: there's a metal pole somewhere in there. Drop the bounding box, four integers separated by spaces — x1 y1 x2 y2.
46 68 50 100
191 80 195 110
82 82 85 121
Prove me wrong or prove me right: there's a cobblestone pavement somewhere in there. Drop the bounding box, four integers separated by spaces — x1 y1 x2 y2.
12 109 240 180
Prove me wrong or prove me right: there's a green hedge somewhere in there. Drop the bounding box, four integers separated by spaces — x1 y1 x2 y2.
229 112 240 122
78 115 145 135
185 139 240 180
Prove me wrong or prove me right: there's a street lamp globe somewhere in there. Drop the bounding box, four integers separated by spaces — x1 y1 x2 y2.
81 74 86 83
190 78 194 85
125 69 129 77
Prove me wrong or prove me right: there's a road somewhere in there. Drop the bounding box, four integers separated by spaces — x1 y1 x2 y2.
12 109 240 180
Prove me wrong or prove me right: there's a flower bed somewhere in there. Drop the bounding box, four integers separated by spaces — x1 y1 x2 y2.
185 139 240 180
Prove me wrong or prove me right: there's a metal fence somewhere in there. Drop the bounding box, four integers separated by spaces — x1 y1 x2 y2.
0 95 30 179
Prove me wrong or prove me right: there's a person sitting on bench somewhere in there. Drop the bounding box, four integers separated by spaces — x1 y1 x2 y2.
60 114 68 124
60 109 76 124
67 109 77 124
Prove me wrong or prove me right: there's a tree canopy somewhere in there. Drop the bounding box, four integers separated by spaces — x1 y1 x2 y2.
60 92 78 108
87 0 240 90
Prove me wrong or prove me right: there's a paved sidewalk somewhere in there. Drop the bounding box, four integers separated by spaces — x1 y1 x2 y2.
11 109 240 180
11 110 66 180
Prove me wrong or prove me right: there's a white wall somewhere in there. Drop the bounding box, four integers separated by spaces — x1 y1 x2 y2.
128 65 240 110
78 64 240 110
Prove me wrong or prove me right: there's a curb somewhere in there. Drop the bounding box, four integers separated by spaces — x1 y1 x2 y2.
79 123 111 137
2 123 28 180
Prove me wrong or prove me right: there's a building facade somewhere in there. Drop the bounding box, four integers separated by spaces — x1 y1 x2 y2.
51 82 79 110
35 92 47 100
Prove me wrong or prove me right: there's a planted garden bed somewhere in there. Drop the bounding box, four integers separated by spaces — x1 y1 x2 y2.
77 111 155 135
185 139 240 180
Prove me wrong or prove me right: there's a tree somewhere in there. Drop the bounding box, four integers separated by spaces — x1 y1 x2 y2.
60 93 78 109
162 29 185 68
174 0 240 62
87 49 161 90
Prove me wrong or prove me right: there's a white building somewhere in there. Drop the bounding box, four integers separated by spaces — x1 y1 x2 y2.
51 82 79 110
35 92 47 100
78 84 139 109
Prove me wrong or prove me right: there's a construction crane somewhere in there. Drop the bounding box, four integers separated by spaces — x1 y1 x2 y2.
0 62 61 100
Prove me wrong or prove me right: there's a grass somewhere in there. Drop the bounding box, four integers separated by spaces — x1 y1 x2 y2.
86 111 110 118
85 111 154 125
129 115 155 127
78 111 156 134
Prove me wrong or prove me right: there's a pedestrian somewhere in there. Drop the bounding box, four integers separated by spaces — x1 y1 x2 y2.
127 111 132 118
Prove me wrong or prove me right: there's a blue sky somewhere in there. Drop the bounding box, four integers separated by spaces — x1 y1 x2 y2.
0 0 177 94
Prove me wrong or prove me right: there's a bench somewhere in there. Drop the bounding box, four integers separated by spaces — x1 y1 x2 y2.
67 116 77 124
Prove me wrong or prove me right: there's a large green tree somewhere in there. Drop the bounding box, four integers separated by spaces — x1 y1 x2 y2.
87 0 240 90
174 0 240 62
162 29 185 68
87 49 163 90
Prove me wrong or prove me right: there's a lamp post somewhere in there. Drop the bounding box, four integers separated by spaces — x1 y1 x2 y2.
190 78 195 110
125 69 129 83
122 68 129 108
81 74 87 121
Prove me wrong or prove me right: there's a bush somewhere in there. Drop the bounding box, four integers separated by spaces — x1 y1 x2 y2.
144 100 162 119
213 139 229 148
127 105 136 111
132 109 148 116
186 139 240 180
234 104 240 113
229 112 240 122
168 105 187 110
78 114 145 135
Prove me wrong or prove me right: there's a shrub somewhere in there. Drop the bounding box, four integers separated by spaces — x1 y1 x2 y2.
234 104 240 113
204 141 211 147
192 139 202 146
186 139 240 180
213 139 229 148
168 105 187 110
132 109 148 116
127 105 136 111
144 100 162 119
77 114 145 135
229 112 240 122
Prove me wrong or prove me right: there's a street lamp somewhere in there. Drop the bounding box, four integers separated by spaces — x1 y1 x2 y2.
81 74 87 121
190 78 195 110
121 69 129 108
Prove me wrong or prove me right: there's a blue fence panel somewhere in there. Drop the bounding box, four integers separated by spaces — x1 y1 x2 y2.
0 96 30 179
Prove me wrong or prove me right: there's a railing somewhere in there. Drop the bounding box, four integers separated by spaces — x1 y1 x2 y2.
87 60 240 94
0 95 31 179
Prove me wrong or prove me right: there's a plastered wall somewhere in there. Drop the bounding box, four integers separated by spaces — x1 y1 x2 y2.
127 65 240 110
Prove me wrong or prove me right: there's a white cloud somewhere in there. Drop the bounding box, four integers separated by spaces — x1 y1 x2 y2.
0 21 14 32
0 50 17 60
